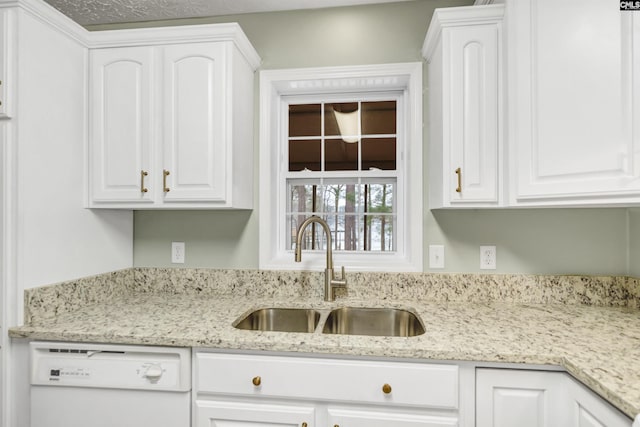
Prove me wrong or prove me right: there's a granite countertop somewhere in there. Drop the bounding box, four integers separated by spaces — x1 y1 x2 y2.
8 268 640 420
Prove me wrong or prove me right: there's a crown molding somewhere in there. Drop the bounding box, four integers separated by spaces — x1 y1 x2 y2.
422 4 504 60
85 22 261 69
0 0 89 45
0 0 261 69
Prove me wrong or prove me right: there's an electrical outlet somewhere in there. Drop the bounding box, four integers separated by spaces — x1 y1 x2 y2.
480 245 496 270
429 245 445 269
171 242 185 264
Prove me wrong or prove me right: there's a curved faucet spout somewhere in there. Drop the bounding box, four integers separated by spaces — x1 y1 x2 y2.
294 216 347 302
294 216 334 268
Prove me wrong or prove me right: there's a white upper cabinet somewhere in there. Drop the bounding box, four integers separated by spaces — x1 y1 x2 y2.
87 24 260 209
423 5 504 208
426 0 640 208
508 0 640 206
90 46 154 204
162 43 226 203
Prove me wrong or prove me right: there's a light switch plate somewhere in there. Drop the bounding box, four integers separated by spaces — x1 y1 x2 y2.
429 245 445 269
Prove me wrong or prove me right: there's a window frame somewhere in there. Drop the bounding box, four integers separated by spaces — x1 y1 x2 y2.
259 63 423 272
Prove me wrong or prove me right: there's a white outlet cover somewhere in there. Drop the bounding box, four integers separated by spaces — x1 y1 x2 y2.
480 245 496 270
429 245 445 269
172 242 185 264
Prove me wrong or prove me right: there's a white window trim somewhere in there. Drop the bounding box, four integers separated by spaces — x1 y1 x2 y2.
259 63 423 272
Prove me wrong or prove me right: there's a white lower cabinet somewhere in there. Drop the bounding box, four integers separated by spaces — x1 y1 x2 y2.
476 368 566 427
195 399 316 427
476 368 632 427
194 352 461 427
194 354 633 427
327 407 458 427
566 374 634 427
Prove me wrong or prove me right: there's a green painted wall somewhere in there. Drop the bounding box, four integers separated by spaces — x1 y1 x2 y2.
629 209 640 277
103 1 631 275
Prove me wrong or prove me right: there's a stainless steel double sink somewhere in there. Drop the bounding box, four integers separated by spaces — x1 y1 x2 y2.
234 307 425 337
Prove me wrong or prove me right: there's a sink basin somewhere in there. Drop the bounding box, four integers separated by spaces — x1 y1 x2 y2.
234 308 321 333
322 307 425 337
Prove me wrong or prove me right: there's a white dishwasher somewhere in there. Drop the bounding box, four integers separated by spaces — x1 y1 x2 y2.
30 341 191 427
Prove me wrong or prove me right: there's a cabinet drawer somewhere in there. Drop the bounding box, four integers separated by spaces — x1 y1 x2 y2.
196 353 458 409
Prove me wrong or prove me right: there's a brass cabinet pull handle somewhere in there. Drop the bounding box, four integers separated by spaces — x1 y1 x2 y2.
140 170 148 193
455 167 462 193
382 383 392 394
252 376 261 386
163 169 170 192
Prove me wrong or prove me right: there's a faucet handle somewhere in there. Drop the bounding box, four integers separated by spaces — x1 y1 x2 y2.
333 266 346 284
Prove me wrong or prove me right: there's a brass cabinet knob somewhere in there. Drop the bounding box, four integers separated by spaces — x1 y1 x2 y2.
252 376 261 386
382 383 392 394
301 423 307 427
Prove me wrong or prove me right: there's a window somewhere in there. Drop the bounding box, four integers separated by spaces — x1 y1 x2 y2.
287 99 398 253
259 63 422 272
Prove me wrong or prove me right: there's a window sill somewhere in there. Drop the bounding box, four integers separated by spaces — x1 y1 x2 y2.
261 251 422 273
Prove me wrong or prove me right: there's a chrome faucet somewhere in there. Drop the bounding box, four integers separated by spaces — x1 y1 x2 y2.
294 216 347 302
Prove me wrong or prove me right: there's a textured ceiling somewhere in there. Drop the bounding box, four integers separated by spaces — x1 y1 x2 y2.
43 0 415 26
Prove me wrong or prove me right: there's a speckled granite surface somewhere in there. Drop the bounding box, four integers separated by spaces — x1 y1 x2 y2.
12 268 640 420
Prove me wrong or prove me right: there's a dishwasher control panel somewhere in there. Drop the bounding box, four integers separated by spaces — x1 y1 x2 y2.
48 366 91 380
31 342 191 391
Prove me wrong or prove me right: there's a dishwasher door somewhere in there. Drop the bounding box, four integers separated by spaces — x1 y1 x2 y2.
30 342 191 427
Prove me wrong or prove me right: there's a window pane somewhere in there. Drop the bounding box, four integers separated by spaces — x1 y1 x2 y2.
366 183 394 212
289 104 321 137
289 139 321 171
288 184 320 213
287 181 395 252
325 102 359 139
288 184 321 250
362 138 396 170
364 214 396 251
361 101 396 135
325 139 358 171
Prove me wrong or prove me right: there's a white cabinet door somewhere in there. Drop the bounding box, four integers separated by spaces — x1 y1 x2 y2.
509 0 640 205
424 5 504 208
327 407 458 427
162 42 227 203
476 369 633 427
476 369 568 427
565 375 632 427
194 399 315 427
89 46 154 204
448 22 500 205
